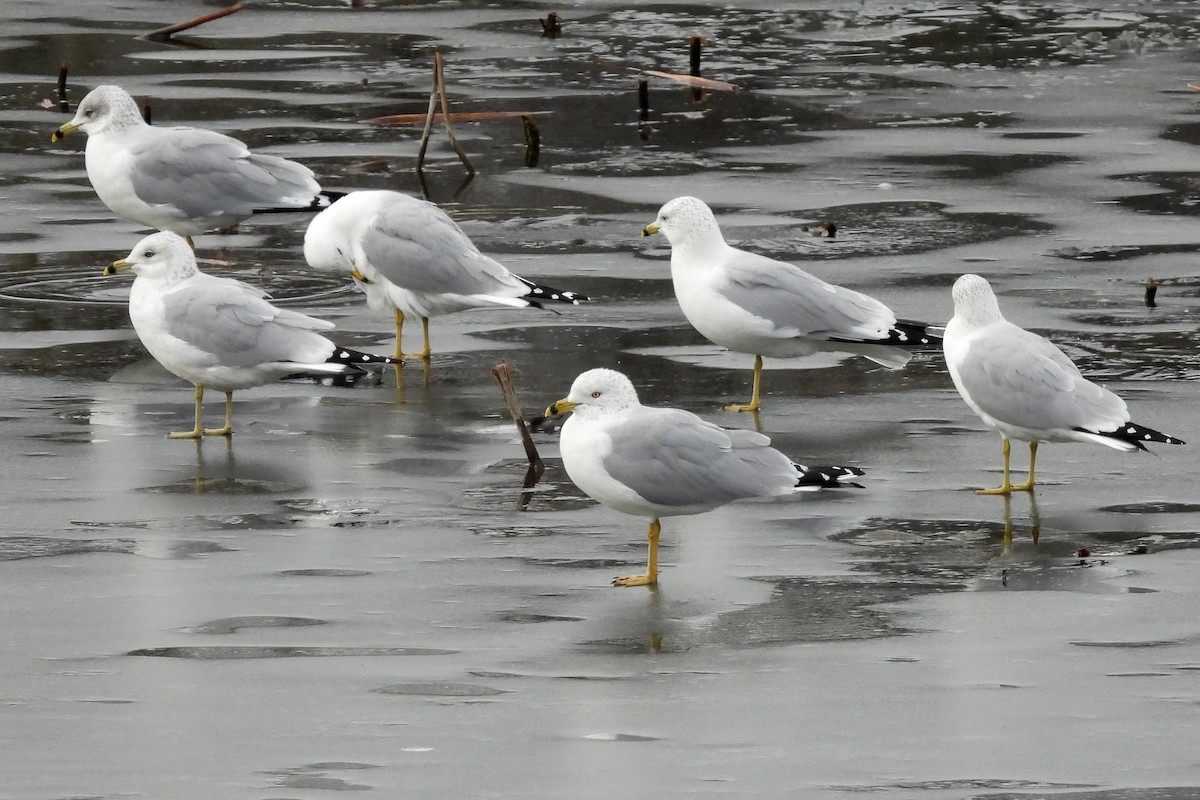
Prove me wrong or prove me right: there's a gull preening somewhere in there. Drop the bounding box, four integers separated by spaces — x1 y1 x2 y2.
304 190 589 360
53 85 330 239
545 368 863 586
106 232 395 439
944 273 1184 494
642 196 939 413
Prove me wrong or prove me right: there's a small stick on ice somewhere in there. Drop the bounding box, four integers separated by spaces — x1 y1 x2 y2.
492 363 544 505
145 2 245 41
57 61 70 112
435 52 474 176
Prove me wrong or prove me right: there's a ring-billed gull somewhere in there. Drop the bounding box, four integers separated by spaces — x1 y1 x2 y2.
642 196 938 413
545 368 864 586
106 231 396 439
304 190 588 360
944 273 1184 495
53 85 329 239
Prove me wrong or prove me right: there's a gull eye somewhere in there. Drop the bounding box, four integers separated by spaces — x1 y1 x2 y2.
143 250 155 258
84 108 94 117
591 391 601 398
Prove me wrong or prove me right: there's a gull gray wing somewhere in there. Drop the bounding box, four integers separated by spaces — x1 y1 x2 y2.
161 276 333 367
956 323 1129 432
360 200 527 297
718 250 898 341
602 407 797 508
127 127 318 217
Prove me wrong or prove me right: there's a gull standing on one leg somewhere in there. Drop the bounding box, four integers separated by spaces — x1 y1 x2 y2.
943 273 1183 494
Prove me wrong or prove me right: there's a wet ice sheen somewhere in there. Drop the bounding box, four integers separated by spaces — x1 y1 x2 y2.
3 1 1200 798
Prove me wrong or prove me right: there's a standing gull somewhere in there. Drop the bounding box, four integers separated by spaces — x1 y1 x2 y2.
545 368 863 587
642 196 938 413
106 232 395 439
944 273 1183 494
304 190 588 360
53 85 330 239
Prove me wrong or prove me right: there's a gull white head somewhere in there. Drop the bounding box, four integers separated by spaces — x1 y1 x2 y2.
642 196 723 248
548 368 641 419
106 231 198 282
951 273 1004 328
303 192 381 273
53 85 145 141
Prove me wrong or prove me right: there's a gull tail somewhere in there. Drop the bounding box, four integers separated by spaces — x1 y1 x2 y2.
827 320 940 350
517 276 590 310
793 463 865 490
252 191 348 216
1078 421 1185 451
312 190 348 209
326 347 400 370
881 320 942 349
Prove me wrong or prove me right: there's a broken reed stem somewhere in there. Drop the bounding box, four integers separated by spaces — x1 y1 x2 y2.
142 103 152 125
637 77 650 121
146 2 245 40
689 35 705 102
57 61 69 112
1145 277 1158 308
415 61 440 171
415 52 475 176
521 115 540 168
491 363 544 482
540 12 562 37
436 52 475 176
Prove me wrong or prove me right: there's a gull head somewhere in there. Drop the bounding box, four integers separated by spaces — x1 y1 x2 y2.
303 193 366 273
951 273 1004 327
642 196 722 248
52 85 145 142
106 232 198 282
545 368 641 419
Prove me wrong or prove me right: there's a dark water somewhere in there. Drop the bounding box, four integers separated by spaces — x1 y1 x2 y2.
2 2 1199 798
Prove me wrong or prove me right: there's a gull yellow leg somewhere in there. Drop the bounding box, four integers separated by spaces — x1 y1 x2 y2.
613 518 661 587
415 316 432 360
203 391 234 437
1010 441 1037 492
170 385 206 439
977 438 1015 495
725 354 763 413
393 309 405 361
393 310 431 360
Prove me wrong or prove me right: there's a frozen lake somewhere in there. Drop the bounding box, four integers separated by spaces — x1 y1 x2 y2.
1 1 1199 798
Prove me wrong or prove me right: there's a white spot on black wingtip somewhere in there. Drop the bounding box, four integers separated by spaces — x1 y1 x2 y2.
340 350 350 359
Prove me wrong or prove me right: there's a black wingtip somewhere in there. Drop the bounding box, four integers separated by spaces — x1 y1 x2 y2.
887 321 943 349
1078 422 1185 449
517 276 590 306
314 190 348 208
326 347 400 369
794 463 866 488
